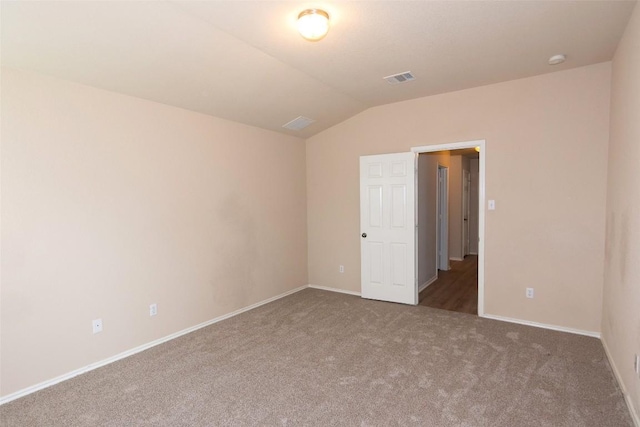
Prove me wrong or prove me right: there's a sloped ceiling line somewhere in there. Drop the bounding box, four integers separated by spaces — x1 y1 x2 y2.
1 0 636 137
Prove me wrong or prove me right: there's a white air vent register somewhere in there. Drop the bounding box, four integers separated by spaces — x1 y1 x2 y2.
282 116 315 131
383 71 416 85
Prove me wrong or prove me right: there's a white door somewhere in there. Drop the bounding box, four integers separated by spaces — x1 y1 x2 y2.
360 152 417 305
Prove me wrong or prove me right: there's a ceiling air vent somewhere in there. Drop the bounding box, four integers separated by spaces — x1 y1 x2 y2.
383 71 415 85
282 116 315 131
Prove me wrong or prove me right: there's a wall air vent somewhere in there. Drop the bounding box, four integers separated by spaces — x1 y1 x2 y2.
282 116 315 131
383 71 416 85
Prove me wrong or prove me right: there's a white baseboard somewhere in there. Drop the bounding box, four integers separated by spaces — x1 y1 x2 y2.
481 313 601 338
0 284 308 405
601 337 640 427
419 275 438 293
307 284 361 296
449 257 464 262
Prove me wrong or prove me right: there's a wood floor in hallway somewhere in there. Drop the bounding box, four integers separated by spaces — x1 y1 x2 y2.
419 255 478 315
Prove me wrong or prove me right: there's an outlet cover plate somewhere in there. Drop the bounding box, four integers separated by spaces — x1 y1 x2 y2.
92 318 103 334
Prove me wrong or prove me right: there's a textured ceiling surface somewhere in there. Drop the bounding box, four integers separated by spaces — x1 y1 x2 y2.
2 1 636 137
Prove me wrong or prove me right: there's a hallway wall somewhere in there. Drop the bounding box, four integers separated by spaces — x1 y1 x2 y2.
469 159 480 254
417 152 450 288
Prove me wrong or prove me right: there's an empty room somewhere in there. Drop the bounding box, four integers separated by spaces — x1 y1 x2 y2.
1 1 639 426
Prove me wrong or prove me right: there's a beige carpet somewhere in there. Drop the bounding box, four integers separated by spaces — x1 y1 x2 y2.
1 288 633 426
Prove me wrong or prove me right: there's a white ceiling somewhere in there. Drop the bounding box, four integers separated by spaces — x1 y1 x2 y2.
2 1 636 138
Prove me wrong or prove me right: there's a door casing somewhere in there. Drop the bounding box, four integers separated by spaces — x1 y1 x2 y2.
412 140 486 316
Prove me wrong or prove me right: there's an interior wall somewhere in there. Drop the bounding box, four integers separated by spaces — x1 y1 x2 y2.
417 151 450 289
602 3 640 419
469 159 480 255
448 155 471 260
0 68 308 397
307 62 611 333
461 157 471 256
448 155 463 260
417 154 433 288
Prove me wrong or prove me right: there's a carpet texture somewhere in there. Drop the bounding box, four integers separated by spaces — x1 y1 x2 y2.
0 288 633 426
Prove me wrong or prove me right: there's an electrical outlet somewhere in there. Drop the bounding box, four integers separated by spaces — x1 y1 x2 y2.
149 303 158 317
526 288 534 299
92 318 103 334
339 265 345 273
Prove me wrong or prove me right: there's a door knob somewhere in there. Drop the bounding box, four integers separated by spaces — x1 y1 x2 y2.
362 233 367 238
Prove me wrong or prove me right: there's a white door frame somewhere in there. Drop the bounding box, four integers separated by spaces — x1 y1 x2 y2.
412 140 486 316
436 165 449 271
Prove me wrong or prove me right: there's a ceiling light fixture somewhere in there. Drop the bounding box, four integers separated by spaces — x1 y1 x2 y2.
548 54 566 65
297 9 330 41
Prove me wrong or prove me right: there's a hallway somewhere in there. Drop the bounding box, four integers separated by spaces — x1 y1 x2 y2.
419 255 478 315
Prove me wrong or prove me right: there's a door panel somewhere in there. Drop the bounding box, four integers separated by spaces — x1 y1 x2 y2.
390 243 407 286
360 152 417 305
391 185 406 228
368 242 384 284
368 186 383 227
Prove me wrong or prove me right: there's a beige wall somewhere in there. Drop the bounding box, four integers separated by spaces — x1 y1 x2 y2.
448 155 462 260
307 62 611 333
0 68 308 397
602 3 640 419
1 45 630 407
417 153 434 287
417 151 450 287
461 156 471 256
448 155 465 261
469 159 480 254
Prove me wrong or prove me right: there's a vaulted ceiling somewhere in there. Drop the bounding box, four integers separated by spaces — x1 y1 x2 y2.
2 1 636 138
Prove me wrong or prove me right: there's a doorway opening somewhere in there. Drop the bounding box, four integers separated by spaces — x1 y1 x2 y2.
413 141 485 316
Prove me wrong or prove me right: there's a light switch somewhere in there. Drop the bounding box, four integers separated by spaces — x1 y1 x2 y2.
488 200 496 210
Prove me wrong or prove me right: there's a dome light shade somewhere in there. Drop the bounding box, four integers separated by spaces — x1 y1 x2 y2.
297 9 330 41
548 54 566 65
